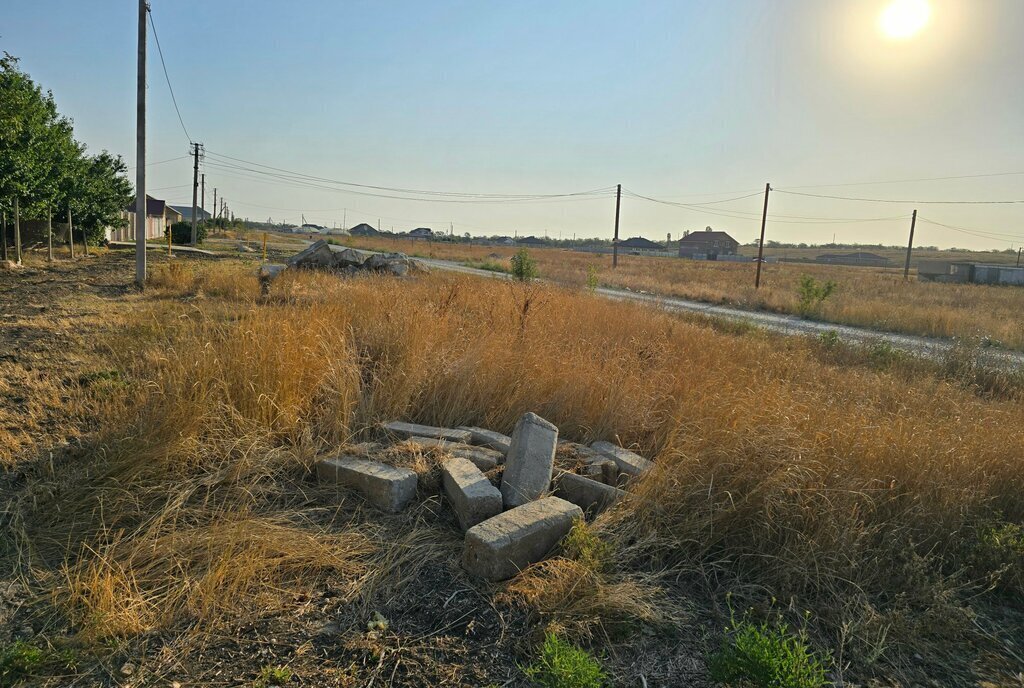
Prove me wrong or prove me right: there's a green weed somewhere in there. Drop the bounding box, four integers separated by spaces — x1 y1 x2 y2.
254 664 293 687
562 521 613 573
511 248 539 282
796 275 837 318
523 633 607 688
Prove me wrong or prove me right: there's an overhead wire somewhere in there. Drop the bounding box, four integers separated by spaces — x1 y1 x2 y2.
147 8 192 144
774 189 1024 205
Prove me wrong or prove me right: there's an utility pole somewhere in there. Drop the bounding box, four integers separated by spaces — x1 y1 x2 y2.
1017 247 1022 267
190 142 201 247
14 197 21 265
212 187 217 221
754 182 771 289
67 207 75 259
612 183 621 268
903 209 917 281
135 0 147 288
201 173 205 221
342 208 347 231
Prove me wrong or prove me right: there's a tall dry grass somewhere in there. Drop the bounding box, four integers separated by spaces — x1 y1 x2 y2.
342 234 1024 350
10 260 1024 684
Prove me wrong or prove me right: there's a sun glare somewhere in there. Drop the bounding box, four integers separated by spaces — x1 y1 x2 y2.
879 0 931 40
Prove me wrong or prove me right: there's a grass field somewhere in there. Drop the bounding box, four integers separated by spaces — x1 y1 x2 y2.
336 234 1024 351
2 251 1023 686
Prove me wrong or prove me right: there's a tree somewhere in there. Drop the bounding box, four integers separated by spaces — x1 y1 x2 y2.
69 152 133 245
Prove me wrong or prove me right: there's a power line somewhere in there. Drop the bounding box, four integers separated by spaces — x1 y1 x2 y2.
774 189 1024 205
917 217 1024 243
148 7 192 144
781 170 1024 190
126 155 189 170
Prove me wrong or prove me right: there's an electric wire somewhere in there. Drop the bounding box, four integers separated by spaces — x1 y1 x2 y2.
147 8 192 144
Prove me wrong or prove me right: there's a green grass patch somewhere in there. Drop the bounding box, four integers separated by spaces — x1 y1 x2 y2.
523 633 607 688
463 259 508 273
254 664 293 687
562 521 613 573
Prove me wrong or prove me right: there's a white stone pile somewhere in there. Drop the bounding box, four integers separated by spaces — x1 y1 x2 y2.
314 413 654 581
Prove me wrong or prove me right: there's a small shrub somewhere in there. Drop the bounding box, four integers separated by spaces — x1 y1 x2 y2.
817 329 840 349
254 664 293 687
796 276 837 318
523 632 606 688
562 521 613 573
709 605 830 688
970 521 1024 594
586 265 600 291
0 641 45 684
510 248 538 282
166 220 207 245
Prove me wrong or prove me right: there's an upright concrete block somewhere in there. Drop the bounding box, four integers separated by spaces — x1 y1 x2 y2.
462 497 583 581
456 426 512 456
553 471 627 516
442 457 503 531
590 441 653 477
500 412 558 508
316 455 418 513
384 421 472 444
403 437 502 471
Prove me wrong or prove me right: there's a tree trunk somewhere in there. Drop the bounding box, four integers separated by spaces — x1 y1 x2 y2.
14 197 21 265
68 208 75 260
47 208 53 262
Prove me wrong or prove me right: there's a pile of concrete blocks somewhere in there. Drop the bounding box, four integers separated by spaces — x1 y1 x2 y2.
259 240 427 291
313 414 653 582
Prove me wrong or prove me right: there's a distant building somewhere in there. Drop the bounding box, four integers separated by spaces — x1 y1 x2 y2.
617 236 665 255
408 227 433 238
678 227 739 260
516 236 546 246
918 261 1024 286
111 196 178 242
493 236 516 246
814 252 890 267
168 205 213 224
349 223 379 237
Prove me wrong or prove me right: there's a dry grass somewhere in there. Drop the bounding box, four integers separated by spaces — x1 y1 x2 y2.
5 257 1023 685
340 234 1024 350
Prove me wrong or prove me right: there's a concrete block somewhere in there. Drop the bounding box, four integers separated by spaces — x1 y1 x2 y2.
316 455 418 513
404 437 501 471
384 421 472 444
500 412 558 508
462 496 583 581
590 441 653 477
553 471 626 515
442 457 503 531
456 426 512 456
558 441 619 485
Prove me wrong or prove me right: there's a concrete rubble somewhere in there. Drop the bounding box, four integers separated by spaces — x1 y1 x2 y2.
260 241 426 287
312 413 653 580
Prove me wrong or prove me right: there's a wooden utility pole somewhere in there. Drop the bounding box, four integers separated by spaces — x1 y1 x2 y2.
612 183 621 268
14 197 22 265
135 0 147 288
67 208 75 259
1017 247 1022 267
200 173 205 221
903 209 917 281
47 208 53 262
190 142 200 247
212 187 217 222
754 183 771 289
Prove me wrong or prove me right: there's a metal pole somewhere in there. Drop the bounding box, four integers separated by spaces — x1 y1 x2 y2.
135 0 147 287
190 142 199 247
754 182 771 289
67 207 75 259
903 209 917 281
14 197 22 265
612 183 621 268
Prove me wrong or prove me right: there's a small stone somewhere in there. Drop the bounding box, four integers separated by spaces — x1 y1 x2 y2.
500 412 558 508
120 662 136 677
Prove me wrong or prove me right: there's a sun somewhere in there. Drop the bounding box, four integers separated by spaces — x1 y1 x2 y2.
879 0 931 39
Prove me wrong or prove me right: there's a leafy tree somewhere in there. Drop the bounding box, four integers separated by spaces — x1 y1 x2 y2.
510 248 538 281
70 152 133 245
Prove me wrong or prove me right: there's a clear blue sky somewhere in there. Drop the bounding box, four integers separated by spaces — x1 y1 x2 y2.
4 0 1023 248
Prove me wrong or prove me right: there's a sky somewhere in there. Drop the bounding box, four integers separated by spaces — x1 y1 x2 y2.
4 0 1024 249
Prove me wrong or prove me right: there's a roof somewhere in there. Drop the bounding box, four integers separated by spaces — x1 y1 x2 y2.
409 227 433 235
126 195 167 217
168 205 212 222
349 223 378 235
516 236 546 245
679 230 737 244
618 236 665 250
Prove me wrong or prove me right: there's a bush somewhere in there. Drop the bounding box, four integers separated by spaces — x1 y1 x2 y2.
523 633 606 688
586 264 600 291
166 220 207 245
510 248 538 282
254 664 292 687
796 276 837 318
709 605 830 688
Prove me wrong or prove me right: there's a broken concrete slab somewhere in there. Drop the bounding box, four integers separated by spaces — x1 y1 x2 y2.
500 412 558 509
590 441 653 477
316 455 418 513
402 437 502 471
462 496 583 581
384 421 473 444
558 441 619 485
442 457 503 531
456 426 512 456
553 471 627 516
287 240 336 268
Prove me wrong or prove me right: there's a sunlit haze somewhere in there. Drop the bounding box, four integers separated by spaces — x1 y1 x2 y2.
4 1 1022 249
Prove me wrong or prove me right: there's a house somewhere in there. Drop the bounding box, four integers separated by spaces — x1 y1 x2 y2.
111 196 178 242
677 227 739 259
516 236 547 246
492 236 516 246
168 205 213 224
814 252 890 267
349 223 379 237
408 227 433 238
617 236 665 255
918 261 1024 286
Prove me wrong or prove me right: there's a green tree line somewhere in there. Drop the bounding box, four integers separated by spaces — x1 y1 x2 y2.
1 51 133 251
